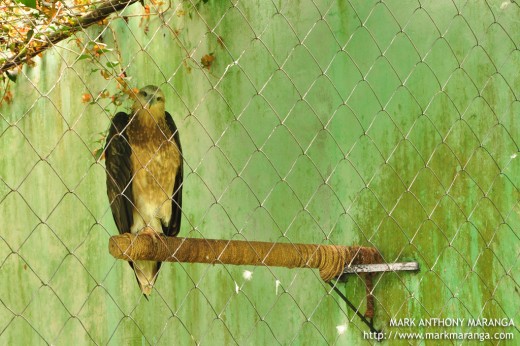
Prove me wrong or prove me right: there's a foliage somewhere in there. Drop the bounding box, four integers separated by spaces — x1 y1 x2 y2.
0 0 217 113
1 1 93 72
0 0 136 109
15 0 36 8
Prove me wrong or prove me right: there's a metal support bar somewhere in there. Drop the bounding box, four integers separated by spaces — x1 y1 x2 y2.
332 261 420 336
341 261 420 274
329 282 380 335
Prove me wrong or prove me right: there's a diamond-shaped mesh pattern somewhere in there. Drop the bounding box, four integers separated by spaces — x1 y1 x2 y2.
1 0 519 344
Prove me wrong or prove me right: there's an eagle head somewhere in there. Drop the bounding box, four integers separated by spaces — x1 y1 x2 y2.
132 85 166 115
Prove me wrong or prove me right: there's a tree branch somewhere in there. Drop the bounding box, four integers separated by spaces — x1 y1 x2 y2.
0 0 139 74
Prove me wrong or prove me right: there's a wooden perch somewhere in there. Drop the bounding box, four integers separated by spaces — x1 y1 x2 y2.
108 234 383 281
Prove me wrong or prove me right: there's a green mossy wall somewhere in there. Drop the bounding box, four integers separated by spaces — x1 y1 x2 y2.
1 1 518 344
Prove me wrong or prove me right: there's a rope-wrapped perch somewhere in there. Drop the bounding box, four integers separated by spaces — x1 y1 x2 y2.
109 234 382 281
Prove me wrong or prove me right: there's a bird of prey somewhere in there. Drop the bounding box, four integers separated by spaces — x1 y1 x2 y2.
105 85 183 297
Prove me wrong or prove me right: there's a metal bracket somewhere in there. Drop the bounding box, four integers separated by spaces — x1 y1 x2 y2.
341 261 420 274
332 262 420 337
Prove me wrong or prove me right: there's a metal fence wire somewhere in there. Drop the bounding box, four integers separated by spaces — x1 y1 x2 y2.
1 0 519 344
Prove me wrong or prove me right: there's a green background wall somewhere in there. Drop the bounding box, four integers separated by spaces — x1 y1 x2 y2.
1 0 518 344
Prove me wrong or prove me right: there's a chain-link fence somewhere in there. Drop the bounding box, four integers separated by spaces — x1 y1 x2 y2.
1 0 519 344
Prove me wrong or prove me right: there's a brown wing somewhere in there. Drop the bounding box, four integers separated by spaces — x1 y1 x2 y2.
164 111 183 237
105 112 134 234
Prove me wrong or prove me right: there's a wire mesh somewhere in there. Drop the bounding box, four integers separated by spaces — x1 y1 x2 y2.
1 0 519 344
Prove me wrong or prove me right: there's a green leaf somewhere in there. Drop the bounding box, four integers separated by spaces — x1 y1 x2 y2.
93 148 105 161
5 71 17 83
97 48 113 54
26 29 34 42
106 61 120 68
17 0 36 8
78 54 91 61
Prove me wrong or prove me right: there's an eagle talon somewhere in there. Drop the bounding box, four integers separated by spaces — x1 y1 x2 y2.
138 227 160 245
123 232 134 240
